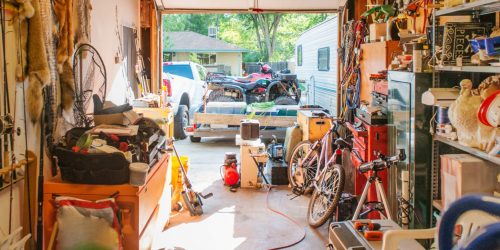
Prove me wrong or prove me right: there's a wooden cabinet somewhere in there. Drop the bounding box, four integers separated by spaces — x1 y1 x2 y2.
43 154 172 250
359 41 402 103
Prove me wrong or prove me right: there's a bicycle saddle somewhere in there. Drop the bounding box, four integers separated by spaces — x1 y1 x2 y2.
334 138 353 150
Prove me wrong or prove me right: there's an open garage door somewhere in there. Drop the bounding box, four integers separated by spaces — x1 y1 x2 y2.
155 0 345 12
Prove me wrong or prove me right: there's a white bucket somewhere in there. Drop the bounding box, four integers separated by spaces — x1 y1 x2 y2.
129 163 149 186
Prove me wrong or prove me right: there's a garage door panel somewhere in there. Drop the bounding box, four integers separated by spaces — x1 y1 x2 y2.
156 0 341 11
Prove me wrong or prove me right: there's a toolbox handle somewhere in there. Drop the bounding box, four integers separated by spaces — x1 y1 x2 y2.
315 121 326 125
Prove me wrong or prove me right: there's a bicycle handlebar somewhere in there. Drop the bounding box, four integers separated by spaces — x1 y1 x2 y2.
358 149 406 174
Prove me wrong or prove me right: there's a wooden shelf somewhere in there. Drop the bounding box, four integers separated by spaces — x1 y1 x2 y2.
436 0 500 16
432 200 443 212
435 65 500 73
434 135 500 165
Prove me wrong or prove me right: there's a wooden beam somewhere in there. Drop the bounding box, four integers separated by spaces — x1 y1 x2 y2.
194 113 296 127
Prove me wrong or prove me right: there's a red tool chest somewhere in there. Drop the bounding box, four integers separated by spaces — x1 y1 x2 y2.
347 119 388 215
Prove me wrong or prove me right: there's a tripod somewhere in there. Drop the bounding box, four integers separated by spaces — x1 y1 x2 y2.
352 167 392 220
352 150 406 221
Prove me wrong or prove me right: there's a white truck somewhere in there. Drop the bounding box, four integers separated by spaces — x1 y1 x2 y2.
162 61 208 139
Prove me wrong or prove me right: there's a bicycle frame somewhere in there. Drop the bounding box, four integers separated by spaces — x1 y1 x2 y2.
296 122 341 191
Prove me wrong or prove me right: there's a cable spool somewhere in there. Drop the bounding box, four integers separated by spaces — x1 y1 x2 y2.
436 107 450 125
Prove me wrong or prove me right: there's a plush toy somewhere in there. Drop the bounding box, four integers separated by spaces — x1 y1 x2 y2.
449 77 500 151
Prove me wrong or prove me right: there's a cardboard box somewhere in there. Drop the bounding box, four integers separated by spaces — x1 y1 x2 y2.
440 154 499 210
369 23 387 42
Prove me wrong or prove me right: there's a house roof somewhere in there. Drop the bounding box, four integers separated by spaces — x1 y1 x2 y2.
164 31 248 53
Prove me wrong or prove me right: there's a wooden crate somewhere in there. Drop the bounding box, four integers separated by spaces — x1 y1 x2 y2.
297 110 333 142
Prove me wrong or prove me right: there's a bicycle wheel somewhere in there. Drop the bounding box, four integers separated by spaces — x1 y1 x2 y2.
307 164 345 227
288 140 317 190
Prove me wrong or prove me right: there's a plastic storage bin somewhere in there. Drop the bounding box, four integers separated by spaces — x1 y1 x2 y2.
129 162 149 186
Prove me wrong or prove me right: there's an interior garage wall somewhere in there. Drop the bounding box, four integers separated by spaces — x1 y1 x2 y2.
91 0 140 105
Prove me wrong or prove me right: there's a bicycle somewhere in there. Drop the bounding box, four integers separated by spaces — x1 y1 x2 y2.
288 119 352 227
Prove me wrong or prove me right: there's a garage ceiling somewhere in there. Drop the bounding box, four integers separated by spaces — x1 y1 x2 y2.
155 0 344 13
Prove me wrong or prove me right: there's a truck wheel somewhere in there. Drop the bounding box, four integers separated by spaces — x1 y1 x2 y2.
190 136 201 143
274 96 298 105
174 105 189 140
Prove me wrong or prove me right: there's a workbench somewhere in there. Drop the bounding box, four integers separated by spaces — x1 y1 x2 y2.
43 153 172 250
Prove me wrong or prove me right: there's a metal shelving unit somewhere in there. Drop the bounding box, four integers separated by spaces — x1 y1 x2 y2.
429 0 500 226
436 0 500 16
434 135 500 165
436 65 500 73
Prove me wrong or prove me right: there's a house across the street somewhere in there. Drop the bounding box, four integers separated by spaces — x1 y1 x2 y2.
164 31 248 76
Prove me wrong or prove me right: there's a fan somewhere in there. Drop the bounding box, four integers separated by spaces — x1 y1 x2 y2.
73 43 107 127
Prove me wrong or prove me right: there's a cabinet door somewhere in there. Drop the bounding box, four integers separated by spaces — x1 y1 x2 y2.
388 76 412 224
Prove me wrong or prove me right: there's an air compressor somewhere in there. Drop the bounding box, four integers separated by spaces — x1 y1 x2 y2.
222 152 239 187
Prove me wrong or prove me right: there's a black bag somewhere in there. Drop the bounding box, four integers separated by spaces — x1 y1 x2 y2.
54 128 130 185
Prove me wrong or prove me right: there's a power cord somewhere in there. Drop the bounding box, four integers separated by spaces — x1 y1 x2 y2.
266 186 306 250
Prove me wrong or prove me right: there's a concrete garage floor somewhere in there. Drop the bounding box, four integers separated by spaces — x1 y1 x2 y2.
158 138 329 250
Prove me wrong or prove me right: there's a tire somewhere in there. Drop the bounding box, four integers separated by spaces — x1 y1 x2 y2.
288 140 317 190
307 164 345 228
274 96 298 105
174 105 189 140
190 136 201 143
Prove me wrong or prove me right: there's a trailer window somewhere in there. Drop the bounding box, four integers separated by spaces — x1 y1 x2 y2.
297 45 303 66
317 47 329 71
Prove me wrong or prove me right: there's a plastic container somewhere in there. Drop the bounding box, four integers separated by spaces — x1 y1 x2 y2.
129 162 149 186
171 156 189 207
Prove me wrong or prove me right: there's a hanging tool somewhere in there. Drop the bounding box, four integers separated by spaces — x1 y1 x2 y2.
169 141 212 216
0 0 18 234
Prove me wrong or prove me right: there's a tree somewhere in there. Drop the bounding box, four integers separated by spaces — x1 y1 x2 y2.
250 14 282 61
162 13 332 62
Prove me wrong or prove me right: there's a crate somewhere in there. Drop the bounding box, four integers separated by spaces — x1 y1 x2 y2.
297 110 332 142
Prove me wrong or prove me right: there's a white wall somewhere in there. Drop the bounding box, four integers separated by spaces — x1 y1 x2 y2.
295 17 338 114
91 0 140 105
216 52 241 76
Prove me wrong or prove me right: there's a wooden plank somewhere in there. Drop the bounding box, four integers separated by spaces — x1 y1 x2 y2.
194 113 296 127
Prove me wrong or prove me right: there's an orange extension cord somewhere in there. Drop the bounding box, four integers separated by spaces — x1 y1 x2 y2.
266 186 306 250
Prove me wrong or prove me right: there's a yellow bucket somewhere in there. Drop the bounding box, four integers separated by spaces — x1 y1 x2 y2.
171 156 189 209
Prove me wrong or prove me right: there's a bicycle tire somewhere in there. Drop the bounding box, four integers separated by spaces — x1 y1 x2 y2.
288 140 316 190
307 164 345 227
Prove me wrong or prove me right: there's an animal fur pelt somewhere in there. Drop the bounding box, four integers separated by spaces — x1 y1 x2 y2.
27 0 50 123
13 0 35 82
73 0 92 45
54 0 75 72
60 61 75 110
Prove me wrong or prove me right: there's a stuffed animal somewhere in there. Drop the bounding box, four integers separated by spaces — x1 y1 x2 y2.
449 77 500 151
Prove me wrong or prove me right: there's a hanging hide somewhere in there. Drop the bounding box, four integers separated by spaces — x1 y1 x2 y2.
54 0 75 71
13 0 35 82
73 0 92 45
54 0 78 110
27 0 50 123
60 60 75 110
